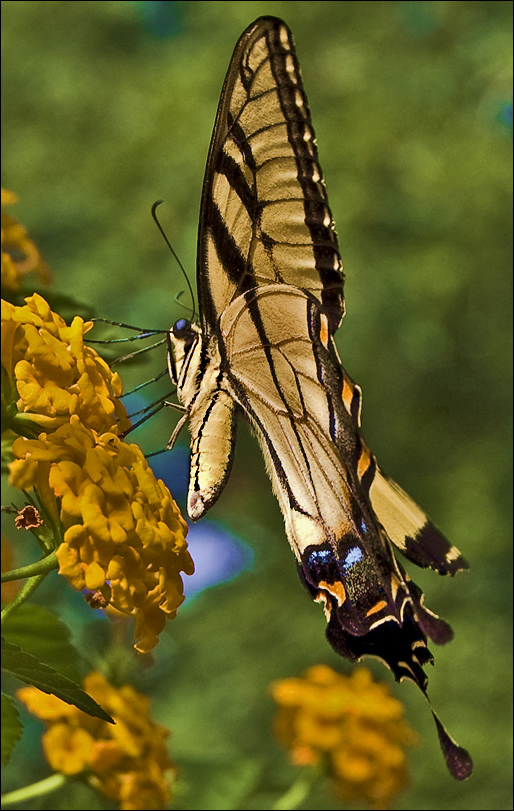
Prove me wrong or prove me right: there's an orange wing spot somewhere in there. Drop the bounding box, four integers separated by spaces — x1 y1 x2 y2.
314 590 331 620
319 579 346 606
341 376 354 413
319 314 329 348
366 599 388 617
357 445 372 480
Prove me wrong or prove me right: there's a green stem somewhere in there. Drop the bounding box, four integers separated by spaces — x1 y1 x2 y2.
1 555 58 624
271 765 323 811
1 773 67 805
1 551 58 582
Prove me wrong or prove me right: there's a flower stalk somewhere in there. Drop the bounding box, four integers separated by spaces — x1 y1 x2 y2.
1 566 55 623
1 773 67 807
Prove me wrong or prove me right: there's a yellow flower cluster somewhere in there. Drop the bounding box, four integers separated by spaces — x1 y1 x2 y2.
17 672 175 810
271 665 418 810
1 188 51 291
11 418 193 653
3 291 193 652
2 293 130 436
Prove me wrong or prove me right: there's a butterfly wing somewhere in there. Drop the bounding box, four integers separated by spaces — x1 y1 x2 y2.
196 16 344 339
218 279 471 780
219 283 465 667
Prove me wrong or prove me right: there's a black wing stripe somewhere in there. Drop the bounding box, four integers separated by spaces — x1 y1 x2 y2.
265 22 344 332
207 200 254 288
216 142 256 219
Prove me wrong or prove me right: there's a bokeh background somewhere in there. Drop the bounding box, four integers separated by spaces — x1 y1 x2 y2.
2 1 512 809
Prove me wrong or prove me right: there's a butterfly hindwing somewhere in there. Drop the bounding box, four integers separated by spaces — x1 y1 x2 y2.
369 467 468 575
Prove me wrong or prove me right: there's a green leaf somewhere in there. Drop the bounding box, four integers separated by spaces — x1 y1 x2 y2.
1 638 114 724
1 603 82 682
1 692 23 765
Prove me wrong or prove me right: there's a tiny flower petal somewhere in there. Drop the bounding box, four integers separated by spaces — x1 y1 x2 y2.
44 724 95 775
14 504 43 530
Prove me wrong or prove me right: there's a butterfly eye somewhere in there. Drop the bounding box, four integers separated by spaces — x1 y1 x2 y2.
173 318 191 338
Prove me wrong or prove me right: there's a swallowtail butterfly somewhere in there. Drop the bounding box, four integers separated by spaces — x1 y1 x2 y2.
167 16 472 779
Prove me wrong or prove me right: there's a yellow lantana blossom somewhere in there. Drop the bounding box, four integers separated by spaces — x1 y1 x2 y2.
1 188 51 292
17 672 175 810
271 665 418 810
2 293 130 436
10 417 194 653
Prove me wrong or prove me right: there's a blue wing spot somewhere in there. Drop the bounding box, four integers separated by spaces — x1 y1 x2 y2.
306 546 337 581
343 546 364 572
310 548 333 563
360 518 368 534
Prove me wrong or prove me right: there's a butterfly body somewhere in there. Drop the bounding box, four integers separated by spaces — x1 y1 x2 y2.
167 16 472 779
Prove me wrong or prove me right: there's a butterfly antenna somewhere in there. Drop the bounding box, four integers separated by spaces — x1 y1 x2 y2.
174 289 195 316
152 200 197 323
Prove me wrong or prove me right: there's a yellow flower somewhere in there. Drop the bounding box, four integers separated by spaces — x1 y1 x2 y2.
1 188 51 292
2 294 130 436
43 724 96 775
17 672 176 810
271 665 418 810
10 417 194 653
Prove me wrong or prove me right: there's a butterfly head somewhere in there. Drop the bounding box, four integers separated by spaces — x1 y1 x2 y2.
167 319 201 395
172 318 193 338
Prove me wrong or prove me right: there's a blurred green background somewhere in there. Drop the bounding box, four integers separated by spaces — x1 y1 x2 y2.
1 1 512 809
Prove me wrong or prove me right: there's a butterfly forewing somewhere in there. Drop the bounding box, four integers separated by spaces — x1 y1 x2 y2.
168 16 472 780
197 16 345 339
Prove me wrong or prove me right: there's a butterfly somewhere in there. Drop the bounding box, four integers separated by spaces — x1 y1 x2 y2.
166 15 472 780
